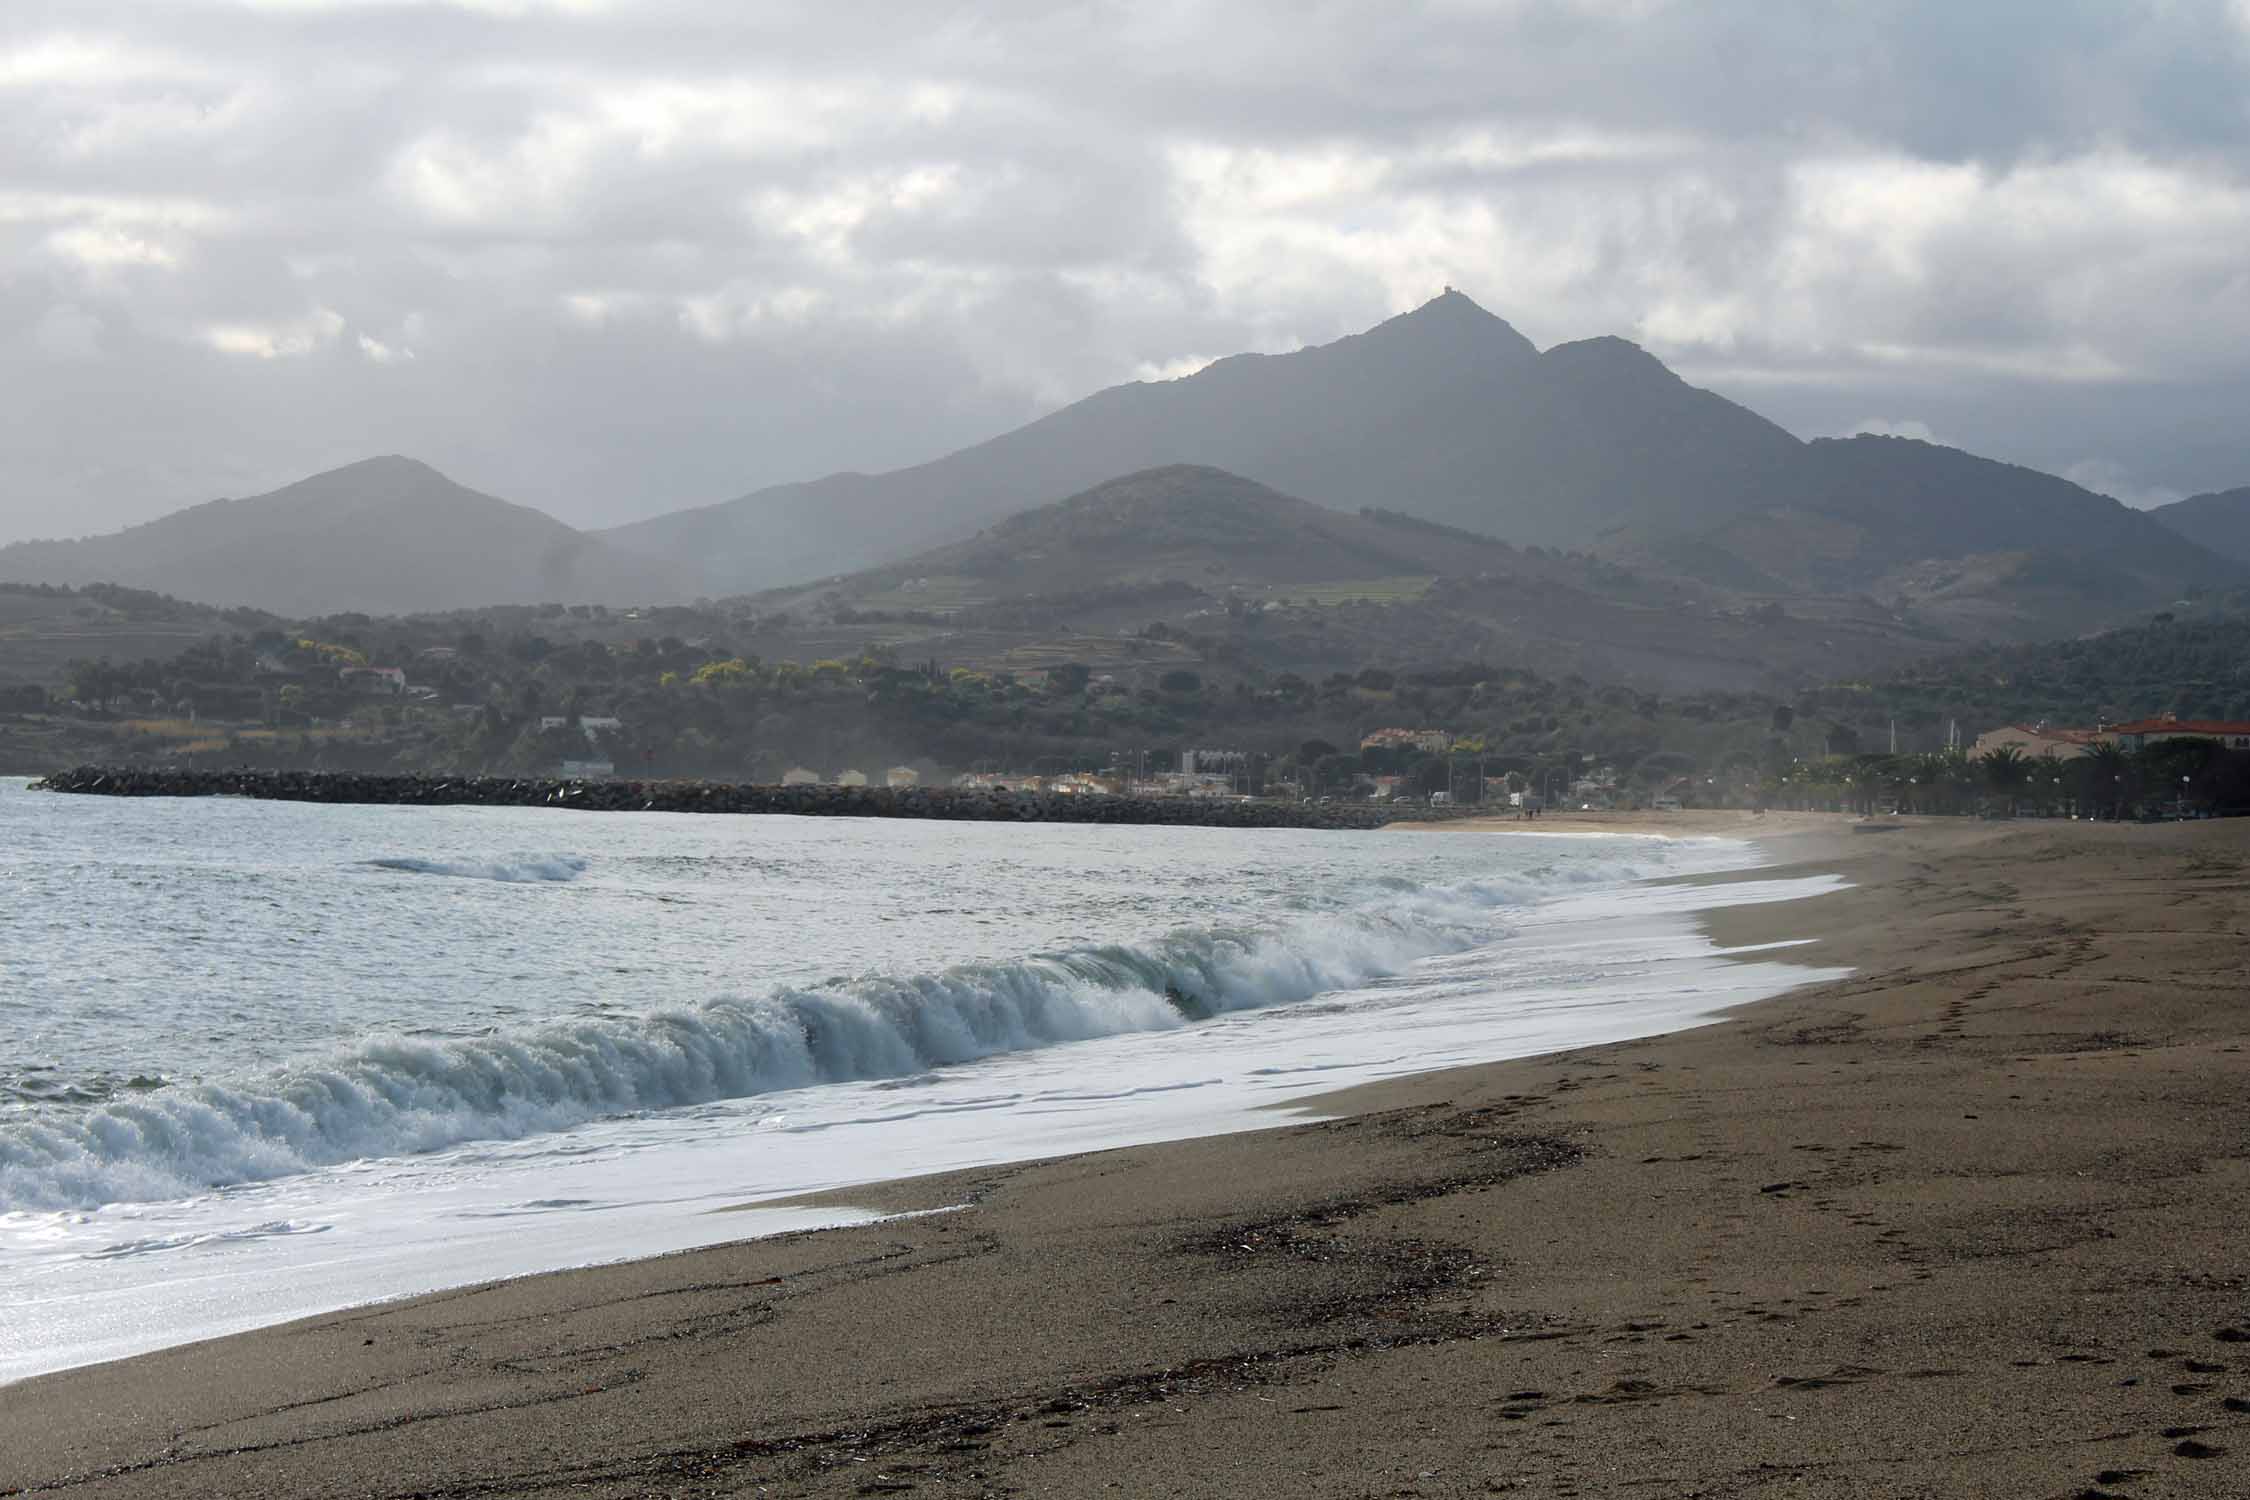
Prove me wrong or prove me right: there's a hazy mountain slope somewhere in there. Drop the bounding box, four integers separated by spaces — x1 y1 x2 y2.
773 465 1535 608
0 458 685 615
600 290 1807 593
737 464 1957 696
2147 486 2250 564
1614 436 2244 637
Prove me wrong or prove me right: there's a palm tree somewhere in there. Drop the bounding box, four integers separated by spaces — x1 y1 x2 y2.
1978 745 2033 815
2079 742 2131 820
1897 750 1953 814
1937 748 1979 816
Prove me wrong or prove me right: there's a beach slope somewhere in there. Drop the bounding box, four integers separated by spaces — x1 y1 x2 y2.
7 818 2248 1497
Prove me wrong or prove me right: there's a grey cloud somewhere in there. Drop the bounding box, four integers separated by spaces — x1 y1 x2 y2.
2 0 2248 543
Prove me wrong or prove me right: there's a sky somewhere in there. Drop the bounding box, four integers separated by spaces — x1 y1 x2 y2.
4 0 2250 544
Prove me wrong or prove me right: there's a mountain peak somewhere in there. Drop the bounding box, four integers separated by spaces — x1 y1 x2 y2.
1358 288 1539 362
315 454 448 483
1541 334 1668 372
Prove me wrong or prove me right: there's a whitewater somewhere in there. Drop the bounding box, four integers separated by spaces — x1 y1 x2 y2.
0 781 1846 1382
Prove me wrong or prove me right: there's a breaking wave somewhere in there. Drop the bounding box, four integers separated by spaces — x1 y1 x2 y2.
364 855 589 883
0 867 1616 1213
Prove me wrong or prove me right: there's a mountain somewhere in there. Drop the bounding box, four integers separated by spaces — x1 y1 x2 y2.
743 464 1959 695
0 458 685 616
600 290 1806 594
2147 486 2250 564
770 463 1534 608
1621 436 2243 639
603 290 2240 640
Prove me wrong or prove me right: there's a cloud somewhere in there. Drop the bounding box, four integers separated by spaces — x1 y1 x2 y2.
1 0 2249 543
1844 418 1942 445
2060 457 2186 511
356 331 412 363
32 303 104 360
203 307 345 359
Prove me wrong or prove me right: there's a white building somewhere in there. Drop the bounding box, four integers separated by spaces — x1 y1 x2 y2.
886 765 921 788
340 666 407 696
1968 724 2105 761
836 769 869 787
781 766 821 785
541 715 625 745
1359 728 1452 754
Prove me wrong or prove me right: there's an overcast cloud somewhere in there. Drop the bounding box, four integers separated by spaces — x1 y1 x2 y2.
5 0 2249 543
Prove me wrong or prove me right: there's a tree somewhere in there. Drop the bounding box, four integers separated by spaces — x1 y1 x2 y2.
1977 746 2032 814
65 658 117 712
1158 669 1202 695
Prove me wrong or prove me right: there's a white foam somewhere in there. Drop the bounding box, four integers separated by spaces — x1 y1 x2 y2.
0 873 1557 1213
363 855 589 882
0 857 1850 1386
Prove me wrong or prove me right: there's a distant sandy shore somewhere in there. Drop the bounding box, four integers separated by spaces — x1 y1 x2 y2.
1391 805 1860 838
11 816 2250 1497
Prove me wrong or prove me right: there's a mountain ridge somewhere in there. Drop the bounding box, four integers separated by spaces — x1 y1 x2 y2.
596 290 1810 592
599 289 2232 631
2147 485 2250 564
3 293 2239 637
0 457 686 616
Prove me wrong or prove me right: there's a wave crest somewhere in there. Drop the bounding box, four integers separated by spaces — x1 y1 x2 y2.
0 869 1606 1212
364 855 589 883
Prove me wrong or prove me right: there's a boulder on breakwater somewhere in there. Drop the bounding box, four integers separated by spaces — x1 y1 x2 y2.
32 765 1483 831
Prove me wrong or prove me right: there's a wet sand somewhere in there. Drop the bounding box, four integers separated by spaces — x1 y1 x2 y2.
8 814 2249 1497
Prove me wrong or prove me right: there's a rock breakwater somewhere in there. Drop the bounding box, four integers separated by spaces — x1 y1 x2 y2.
32 766 1480 831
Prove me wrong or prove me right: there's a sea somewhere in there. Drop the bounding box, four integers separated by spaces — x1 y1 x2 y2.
0 779 1847 1383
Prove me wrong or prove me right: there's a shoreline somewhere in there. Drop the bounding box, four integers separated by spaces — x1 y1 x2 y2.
10 816 2249 1495
1 821 1820 1388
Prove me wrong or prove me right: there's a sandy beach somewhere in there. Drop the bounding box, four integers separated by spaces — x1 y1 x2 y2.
8 813 2248 1498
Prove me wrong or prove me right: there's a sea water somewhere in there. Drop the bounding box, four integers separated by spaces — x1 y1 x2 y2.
0 780 1846 1382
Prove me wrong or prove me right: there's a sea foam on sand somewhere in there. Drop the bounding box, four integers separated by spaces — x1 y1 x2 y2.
0 856 1844 1384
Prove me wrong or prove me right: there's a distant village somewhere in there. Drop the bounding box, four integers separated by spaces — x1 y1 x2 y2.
8 602 2250 820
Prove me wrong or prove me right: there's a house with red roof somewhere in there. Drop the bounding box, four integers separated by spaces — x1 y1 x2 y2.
2105 715 2250 753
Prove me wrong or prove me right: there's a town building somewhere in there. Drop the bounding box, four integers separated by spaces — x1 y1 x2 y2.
2106 715 2250 752
338 666 408 695
886 766 921 788
1359 728 1452 754
781 766 820 785
955 772 1047 793
835 769 869 787
1969 723 2107 760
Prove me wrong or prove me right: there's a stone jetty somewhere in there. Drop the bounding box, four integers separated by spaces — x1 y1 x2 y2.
32 765 1481 831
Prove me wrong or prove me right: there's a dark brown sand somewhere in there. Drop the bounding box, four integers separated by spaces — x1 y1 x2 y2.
8 815 2249 1498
